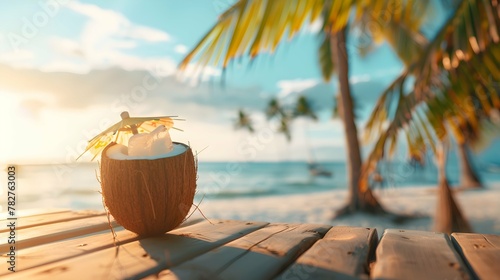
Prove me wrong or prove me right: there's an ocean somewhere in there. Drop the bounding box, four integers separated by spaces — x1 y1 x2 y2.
2 160 500 212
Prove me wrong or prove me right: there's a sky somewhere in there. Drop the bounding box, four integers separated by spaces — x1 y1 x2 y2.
0 0 442 164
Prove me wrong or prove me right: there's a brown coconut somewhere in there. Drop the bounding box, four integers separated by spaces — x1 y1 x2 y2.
100 142 196 236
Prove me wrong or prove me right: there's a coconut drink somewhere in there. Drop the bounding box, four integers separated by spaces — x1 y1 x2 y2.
80 112 196 236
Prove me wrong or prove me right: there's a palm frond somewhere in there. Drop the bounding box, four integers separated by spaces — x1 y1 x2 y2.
266 98 283 119
368 0 500 126
278 117 292 141
363 0 500 176
294 95 318 120
179 0 324 70
412 0 500 99
355 0 430 65
235 109 255 132
179 0 431 72
318 33 335 81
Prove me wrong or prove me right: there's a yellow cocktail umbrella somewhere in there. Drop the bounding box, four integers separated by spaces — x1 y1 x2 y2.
78 111 183 160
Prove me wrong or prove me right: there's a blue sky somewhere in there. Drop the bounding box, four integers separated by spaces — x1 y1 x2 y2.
0 0 434 164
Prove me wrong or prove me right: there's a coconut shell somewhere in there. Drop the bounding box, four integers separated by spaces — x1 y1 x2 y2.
100 142 196 236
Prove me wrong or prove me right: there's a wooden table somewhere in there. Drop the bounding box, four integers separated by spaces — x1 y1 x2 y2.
1 210 499 279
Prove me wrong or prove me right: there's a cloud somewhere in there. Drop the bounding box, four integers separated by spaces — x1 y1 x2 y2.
128 25 171 42
67 1 171 42
276 78 320 99
51 1 173 73
19 99 49 119
39 60 91 74
174 44 188 54
49 37 85 57
270 77 395 125
0 50 35 67
0 63 358 162
306 18 323 34
1 2 209 84
349 74 371 84
46 33 177 73
0 63 289 162
176 62 222 86
0 63 263 113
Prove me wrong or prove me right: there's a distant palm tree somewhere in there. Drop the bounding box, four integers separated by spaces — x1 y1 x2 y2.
266 98 283 120
295 96 318 120
456 120 483 189
261 95 317 141
179 0 430 215
234 109 254 133
363 0 500 233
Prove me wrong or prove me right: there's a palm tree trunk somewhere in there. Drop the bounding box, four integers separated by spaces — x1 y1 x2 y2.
332 27 384 215
434 142 472 234
457 142 482 189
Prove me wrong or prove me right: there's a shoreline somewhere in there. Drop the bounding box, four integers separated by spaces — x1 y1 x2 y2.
191 183 500 235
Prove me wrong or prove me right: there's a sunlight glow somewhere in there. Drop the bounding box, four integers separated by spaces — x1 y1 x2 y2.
442 55 451 70
455 49 465 60
469 36 481 53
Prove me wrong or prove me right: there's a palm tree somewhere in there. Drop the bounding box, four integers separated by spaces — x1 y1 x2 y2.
265 95 317 141
179 0 429 215
295 96 318 120
456 121 483 189
363 0 500 233
234 109 255 132
435 140 472 233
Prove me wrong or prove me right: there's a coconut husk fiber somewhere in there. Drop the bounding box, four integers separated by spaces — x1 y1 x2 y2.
100 142 196 236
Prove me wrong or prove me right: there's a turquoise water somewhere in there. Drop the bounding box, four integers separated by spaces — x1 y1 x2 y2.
2 159 500 212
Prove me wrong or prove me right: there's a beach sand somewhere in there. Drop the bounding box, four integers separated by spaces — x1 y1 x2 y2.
190 183 500 235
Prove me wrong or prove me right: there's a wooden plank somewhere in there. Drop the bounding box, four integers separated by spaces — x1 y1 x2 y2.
6 220 267 279
156 223 331 280
0 209 70 220
276 226 378 280
452 233 500 279
0 218 203 275
0 210 105 233
0 227 136 275
0 215 117 253
372 229 471 280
